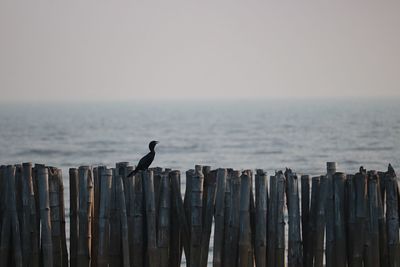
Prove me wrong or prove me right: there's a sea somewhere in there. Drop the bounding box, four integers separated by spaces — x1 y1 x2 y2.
0 98 399 264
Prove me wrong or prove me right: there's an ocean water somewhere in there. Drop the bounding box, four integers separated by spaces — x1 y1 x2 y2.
1 99 399 174
1 98 399 264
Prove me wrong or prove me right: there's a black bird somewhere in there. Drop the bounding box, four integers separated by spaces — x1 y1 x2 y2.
127 141 159 177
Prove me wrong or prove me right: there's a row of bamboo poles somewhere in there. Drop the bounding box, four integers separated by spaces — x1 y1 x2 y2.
1 161 400 266
0 164 68 267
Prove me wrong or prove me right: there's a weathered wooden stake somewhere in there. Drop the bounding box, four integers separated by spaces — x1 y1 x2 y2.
300 174 310 267
200 169 217 267
314 175 327 267
286 169 302 267
267 174 277 267
333 172 346 267
238 171 253 267
157 172 171 267
69 168 79 267
365 171 380 267
325 162 337 267
213 168 226 267
385 166 400 267
37 165 53 267
254 169 267 267
143 170 158 267
48 167 62 267
132 171 145 267
116 173 130 267
98 168 112 267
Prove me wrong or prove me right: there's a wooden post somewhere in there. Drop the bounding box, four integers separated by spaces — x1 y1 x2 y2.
143 170 158 267
169 170 182 267
307 176 320 267
267 174 277 267
333 172 346 267
132 171 145 267
314 175 327 267
345 174 357 267
109 168 122 267
224 170 241 267
213 168 226 267
275 171 286 267
222 169 232 266
170 170 190 263
184 168 194 263
377 172 389 267
385 166 400 267
254 169 267 267
21 163 32 267
77 166 93 267
352 167 368 267
364 171 380 267
286 169 302 267
92 166 99 267
98 168 112 267
157 172 171 267
325 162 337 267
116 173 130 267
48 167 62 267
200 169 217 267
37 165 53 267
189 165 204 267
238 171 253 267
69 168 79 267
57 169 68 267
300 175 310 267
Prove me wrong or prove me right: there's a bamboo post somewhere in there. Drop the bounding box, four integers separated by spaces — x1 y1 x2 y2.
314 175 328 267
157 172 171 267
48 167 62 267
385 165 400 267
0 165 12 266
352 167 368 266
143 170 158 267
132 171 145 267
200 169 217 267
109 168 122 267
21 163 32 267
333 172 346 267
69 168 79 267
170 170 190 263
92 166 100 267
267 174 277 267
190 165 204 267
124 165 136 267
225 170 241 267
213 168 226 267
286 169 302 267
57 169 68 267
37 165 53 267
116 174 130 267
184 169 194 263
364 171 380 267
254 169 267 267
222 169 232 266
98 168 112 267
307 176 320 267
325 162 337 267
238 171 253 267
77 166 93 267
346 174 357 267
275 171 286 267
169 170 182 267
300 175 310 267
377 172 389 267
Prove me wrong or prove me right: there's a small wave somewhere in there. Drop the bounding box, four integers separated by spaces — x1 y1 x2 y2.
254 150 283 155
353 146 393 152
15 149 74 157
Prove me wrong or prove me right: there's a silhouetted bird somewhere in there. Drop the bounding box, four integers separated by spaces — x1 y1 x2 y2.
127 141 159 177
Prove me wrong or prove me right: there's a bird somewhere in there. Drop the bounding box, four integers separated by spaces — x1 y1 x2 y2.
127 140 159 177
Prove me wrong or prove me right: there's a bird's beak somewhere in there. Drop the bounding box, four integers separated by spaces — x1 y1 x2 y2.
155 141 159 144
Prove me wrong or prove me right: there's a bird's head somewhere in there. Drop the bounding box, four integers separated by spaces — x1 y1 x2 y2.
149 140 159 151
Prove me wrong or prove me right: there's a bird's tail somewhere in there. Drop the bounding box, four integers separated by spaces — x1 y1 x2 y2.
127 169 138 178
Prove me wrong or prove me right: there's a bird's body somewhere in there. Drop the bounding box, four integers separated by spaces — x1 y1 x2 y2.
127 141 158 177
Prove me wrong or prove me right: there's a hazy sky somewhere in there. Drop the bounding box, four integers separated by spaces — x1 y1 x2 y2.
1 1 399 102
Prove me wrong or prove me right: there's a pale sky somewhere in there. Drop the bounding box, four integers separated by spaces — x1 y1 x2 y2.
1 1 399 102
